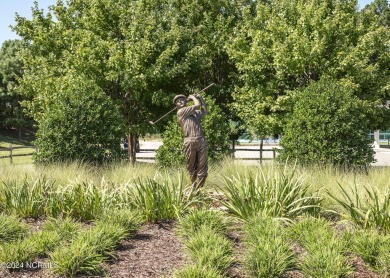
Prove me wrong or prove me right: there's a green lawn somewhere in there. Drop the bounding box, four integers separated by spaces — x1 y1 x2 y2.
0 128 36 164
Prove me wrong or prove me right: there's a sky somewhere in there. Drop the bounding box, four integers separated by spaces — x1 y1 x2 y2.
0 0 375 45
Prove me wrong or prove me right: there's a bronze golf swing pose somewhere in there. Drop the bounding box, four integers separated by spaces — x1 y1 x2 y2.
173 93 208 189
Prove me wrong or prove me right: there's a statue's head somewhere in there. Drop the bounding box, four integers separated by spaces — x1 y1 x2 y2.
173 95 187 108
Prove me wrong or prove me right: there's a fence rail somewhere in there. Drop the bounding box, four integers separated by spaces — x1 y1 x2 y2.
0 145 279 163
137 148 279 162
0 145 37 163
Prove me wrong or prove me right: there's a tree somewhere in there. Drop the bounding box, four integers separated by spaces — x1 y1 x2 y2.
361 0 390 27
227 0 390 138
33 74 125 164
279 78 374 168
13 0 238 163
0 40 32 139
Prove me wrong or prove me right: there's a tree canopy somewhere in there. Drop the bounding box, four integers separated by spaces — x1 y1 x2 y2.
0 39 33 137
13 0 237 162
9 0 390 166
227 0 390 137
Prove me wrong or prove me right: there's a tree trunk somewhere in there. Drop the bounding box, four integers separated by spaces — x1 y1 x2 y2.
259 138 264 164
18 126 22 141
128 133 137 164
231 139 235 158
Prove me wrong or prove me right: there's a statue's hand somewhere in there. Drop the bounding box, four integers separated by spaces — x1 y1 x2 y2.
187 94 197 101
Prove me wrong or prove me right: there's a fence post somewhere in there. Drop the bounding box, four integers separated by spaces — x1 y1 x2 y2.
9 144 13 164
273 149 276 159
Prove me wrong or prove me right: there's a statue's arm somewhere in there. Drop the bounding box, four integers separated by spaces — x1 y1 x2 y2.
199 96 208 115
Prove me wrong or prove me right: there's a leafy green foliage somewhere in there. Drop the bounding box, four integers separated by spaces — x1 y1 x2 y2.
0 40 32 131
0 177 54 218
156 95 231 167
279 79 374 168
0 240 35 269
41 217 81 241
97 209 141 237
227 0 390 137
13 0 237 164
33 75 125 164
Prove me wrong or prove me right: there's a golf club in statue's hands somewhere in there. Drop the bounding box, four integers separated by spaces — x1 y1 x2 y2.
148 83 215 125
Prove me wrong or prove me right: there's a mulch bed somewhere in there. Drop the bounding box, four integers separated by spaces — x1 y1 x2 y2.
0 220 386 278
107 222 189 278
0 222 189 278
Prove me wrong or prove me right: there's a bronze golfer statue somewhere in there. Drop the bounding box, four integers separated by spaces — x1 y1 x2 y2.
173 93 208 189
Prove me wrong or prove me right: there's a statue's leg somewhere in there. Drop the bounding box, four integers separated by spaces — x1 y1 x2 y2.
184 140 197 186
195 138 208 188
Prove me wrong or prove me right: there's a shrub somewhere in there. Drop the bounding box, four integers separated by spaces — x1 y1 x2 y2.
33 75 125 164
156 95 231 167
279 78 374 168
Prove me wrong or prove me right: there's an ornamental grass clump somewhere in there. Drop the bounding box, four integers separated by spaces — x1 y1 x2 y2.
96 208 141 237
49 240 105 276
219 165 321 221
176 208 230 238
41 216 81 240
49 222 128 276
243 216 295 278
0 240 35 270
288 217 352 277
0 217 82 271
0 177 55 218
128 172 201 222
0 213 29 242
46 181 109 221
184 226 234 275
49 210 140 276
24 230 62 257
328 183 390 233
171 264 224 278
350 229 390 276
